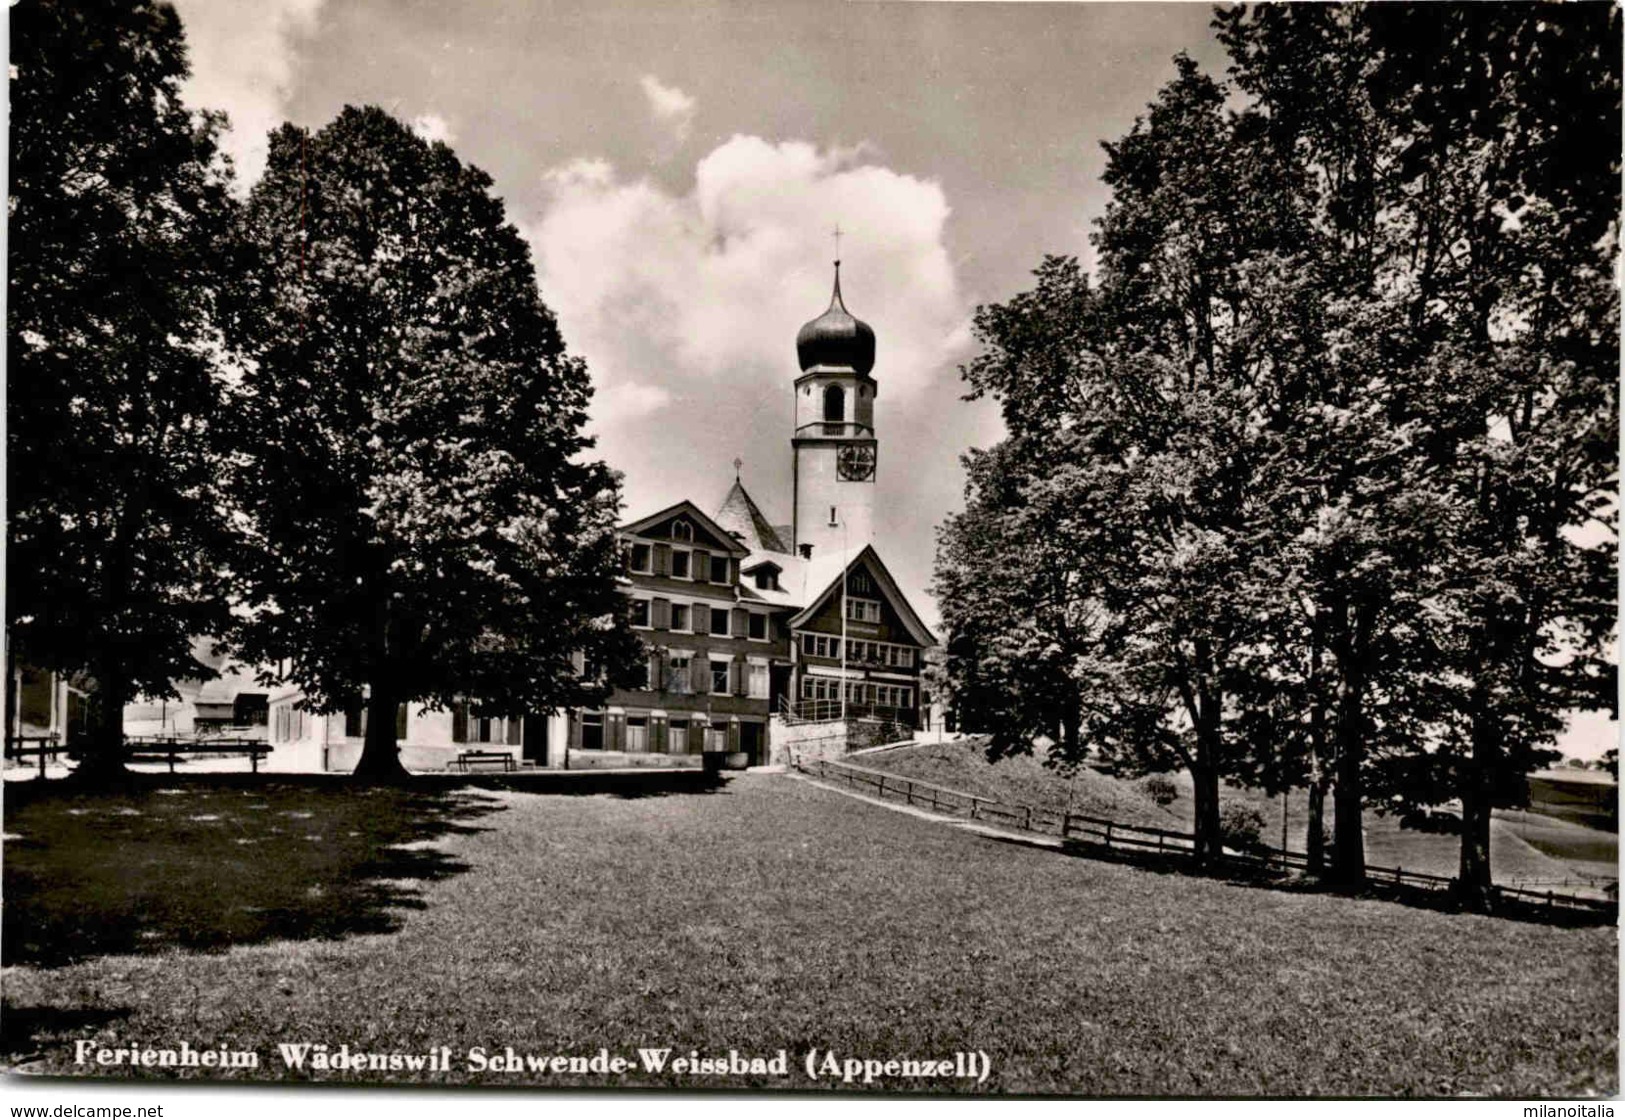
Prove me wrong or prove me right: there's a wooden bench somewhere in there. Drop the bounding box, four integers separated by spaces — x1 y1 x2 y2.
454 749 516 773
123 737 272 774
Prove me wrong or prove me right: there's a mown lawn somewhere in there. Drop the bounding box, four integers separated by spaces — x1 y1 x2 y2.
867 740 1606 889
3 772 1616 1095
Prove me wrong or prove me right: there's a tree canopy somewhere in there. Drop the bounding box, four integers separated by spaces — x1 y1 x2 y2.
224 106 643 780
7 0 240 775
934 6 1618 896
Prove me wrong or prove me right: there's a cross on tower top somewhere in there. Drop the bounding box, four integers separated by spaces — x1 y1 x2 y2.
732 456 743 479
832 224 842 265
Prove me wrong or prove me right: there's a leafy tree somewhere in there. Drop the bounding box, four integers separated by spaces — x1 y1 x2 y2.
1221 1 1619 904
7 0 239 778
224 107 642 781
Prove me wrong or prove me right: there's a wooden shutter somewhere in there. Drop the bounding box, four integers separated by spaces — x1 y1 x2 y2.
648 649 664 691
653 543 671 576
395 703 408 741
691 655 708 694
652 597 671 630
730 657 744 696
693 549 710 582
688 721 706 754
727 720 741 753
607 713 624 752
506 717 522 746
731 608 748 637
452 701 468 744
571 650 586 675
652 716 667 754
692 603 710 635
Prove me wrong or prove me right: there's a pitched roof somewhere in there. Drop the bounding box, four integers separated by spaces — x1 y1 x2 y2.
619 499 750 557
714 479 790 555
787 544 938 647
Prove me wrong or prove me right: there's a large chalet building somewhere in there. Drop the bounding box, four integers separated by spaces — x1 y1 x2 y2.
562 259 936 766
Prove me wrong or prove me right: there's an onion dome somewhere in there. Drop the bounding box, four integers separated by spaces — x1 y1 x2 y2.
796 262 875 375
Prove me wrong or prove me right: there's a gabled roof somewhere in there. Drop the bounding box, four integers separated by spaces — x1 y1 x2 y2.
714 479 790 555
619 500 749 557
787 544 937 647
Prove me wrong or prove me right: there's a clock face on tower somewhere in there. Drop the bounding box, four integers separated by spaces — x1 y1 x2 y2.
837 443 877 482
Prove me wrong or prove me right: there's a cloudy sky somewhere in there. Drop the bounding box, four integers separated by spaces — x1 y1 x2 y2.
172 0 1230 629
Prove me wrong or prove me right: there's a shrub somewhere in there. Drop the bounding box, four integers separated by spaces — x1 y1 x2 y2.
1219 803 1268 852
1398 807 1461 835
1141 774 1179 806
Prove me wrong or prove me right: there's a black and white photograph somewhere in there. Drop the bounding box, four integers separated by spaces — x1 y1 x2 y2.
3 0 1619 1106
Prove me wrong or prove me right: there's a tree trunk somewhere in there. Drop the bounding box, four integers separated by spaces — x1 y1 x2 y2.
1306 610 1329 876
70 656 131 784
1456 702 1497 911
353 682 409 782
1328 665 1366 884
1190 760 1223 868
1306 766 1328 876
1060 696 1081 763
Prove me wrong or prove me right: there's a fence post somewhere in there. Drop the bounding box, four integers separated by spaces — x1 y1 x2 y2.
1023 804 1032 831
1105 822 1113 850
1061 811 1070 839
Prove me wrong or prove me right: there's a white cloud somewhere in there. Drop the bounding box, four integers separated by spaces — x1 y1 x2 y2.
590 382 674 431
410 113 456 146
173 0 324 189
638 74 697 141
523 135 974 532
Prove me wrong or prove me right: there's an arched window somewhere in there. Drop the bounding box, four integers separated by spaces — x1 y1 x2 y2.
823 383 845 423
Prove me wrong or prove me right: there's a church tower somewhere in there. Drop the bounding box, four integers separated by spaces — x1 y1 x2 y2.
792 260 878 556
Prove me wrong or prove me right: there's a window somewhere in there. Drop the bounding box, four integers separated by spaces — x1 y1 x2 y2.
847 597 881 623
709 609 729 637
748 663 769 699
671 550 691 579
748 613 767 641
753 569 778 590
800 633 841 659
626 716 648 754
849 571 873 595
802 675 841 702
629 599 650 628
344 699 365 738
823 383 845 422
875 685 913 710
673 520 693 542
580 712 603 751
710 659 731 695
629 543 652 573
669 655 692 694
671 603 691 631
707 555 726 584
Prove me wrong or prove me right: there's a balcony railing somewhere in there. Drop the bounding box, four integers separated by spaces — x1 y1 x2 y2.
795 421 874 439
779 697 917 728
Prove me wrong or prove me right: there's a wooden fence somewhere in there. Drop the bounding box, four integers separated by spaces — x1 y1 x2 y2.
792 753 1617 919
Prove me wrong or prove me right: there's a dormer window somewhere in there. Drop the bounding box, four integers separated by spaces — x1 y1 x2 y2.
754 569 779 591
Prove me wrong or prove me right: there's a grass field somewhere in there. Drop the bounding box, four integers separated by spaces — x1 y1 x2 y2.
865 740 1612 890
2 771 1616 1095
